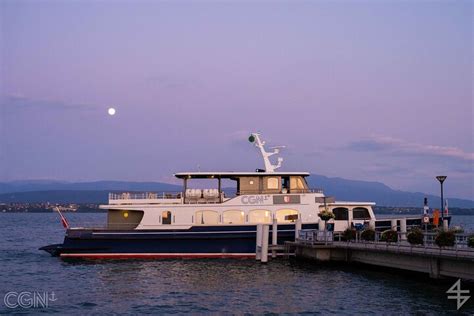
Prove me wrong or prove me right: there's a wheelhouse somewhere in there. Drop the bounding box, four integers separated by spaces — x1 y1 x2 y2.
173 171 315 204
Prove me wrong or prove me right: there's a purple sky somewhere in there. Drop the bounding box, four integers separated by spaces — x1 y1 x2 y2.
1 1 472 199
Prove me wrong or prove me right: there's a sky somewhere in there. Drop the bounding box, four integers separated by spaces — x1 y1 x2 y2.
0 0 472 199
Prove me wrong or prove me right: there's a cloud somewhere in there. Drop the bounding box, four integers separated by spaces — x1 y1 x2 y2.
347 135 474 162
145 74 199 90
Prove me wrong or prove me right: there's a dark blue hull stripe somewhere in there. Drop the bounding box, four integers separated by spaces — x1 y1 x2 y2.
49 224 317 256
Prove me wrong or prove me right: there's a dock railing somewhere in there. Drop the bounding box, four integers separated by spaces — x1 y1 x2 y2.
298 229 334 244
297 229 474 259
299 229 472 247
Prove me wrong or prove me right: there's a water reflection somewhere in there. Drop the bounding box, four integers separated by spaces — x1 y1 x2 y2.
1 213 473 314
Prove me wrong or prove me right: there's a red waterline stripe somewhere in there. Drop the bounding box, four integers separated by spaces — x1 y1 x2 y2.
60 253 255 259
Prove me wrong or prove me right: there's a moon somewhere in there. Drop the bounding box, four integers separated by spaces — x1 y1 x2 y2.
108 107 116 116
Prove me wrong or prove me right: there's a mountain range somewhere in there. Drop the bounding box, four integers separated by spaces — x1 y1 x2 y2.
0 176 472 208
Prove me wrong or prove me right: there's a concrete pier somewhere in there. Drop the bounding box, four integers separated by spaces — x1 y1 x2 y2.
291 240 474 280
295 218 302 240
272 219 278 258
261 225 269 263
256 224 262 261
292 242 474 280
400 218 407 241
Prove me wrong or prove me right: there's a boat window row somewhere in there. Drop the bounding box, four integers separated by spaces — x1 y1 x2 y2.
320 207 371 220
159 207 371 224
160 209 300 225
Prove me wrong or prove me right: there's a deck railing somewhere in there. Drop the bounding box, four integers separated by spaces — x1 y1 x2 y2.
108 188 324 202
237 188 323 195
109 192 183 200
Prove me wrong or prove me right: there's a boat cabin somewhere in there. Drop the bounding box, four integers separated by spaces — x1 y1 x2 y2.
175 171 312 204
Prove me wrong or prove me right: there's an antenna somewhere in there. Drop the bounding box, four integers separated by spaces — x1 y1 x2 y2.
248 133 285 172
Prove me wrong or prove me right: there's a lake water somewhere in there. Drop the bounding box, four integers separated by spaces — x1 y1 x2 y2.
1 213 473 314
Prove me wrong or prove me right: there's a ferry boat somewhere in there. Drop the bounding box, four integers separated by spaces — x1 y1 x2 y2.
41 133 389 259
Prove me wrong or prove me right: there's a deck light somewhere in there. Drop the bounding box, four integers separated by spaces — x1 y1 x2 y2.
248 135 255 143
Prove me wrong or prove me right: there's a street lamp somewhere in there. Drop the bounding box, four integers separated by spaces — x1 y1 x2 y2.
436 176 447 222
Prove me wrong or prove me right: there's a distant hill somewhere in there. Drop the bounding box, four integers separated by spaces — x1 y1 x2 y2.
0 181 182 203
0 190 110 204
0 180 182 194
0 177 472 208
306 175 473 209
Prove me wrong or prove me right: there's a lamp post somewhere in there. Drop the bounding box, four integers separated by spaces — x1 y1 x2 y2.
436 176 447 222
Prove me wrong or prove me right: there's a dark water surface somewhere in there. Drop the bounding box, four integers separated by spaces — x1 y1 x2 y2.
1 213 473 315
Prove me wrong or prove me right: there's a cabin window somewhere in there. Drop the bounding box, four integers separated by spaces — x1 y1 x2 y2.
290 177 304 189
195 210 219 225
223 210 245 224
332 207 349 221
267 177 279 190
107 210 144 229
248 210 272 223
276 209 299 223
239 177 260 194
353 207 371 220
290 177 306 192
162 211 172 224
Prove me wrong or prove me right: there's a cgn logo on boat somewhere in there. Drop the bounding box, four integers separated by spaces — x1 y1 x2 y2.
241 195 270 204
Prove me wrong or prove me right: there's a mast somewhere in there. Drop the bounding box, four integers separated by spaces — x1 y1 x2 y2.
248 133 285 173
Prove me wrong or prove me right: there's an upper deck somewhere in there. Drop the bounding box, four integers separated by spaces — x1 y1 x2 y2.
174 171 310 178
106 171 322 206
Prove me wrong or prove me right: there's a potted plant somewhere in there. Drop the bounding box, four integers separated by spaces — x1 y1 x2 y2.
380 230 398 243
361 229 375 241
435 230 455 247
318 209 335 243
318 209 335 222
468 235 474 248
407 228 424 245
342 228 356 241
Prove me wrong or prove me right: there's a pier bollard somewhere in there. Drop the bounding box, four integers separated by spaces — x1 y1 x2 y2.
391 219 397 231
261 225 269 263
295 217 302 240
272 218 278 258
400 218 407 241
369 219 375 230
443 219 449 231
256 224 263 260
318 218 324 231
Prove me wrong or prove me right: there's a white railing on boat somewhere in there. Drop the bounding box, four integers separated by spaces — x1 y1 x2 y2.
109 188 324 201
109 192 183 200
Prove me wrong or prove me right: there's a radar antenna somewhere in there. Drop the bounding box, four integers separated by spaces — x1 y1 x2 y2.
248 133 285 172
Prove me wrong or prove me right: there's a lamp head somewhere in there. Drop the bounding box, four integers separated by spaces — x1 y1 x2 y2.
436 175 447 183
